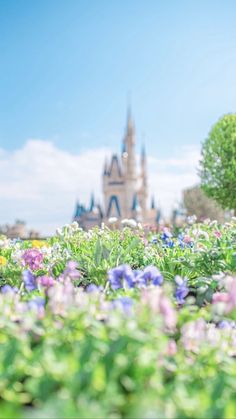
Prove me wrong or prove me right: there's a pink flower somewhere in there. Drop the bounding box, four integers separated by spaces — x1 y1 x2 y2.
141 288 177 330
22 249 43 271
212 292 229 304
183 235 193 244
159 296 177 329
167 339 177 356
227 278 236 310
181 318 206 352
214 230 222 238
212 278 236 313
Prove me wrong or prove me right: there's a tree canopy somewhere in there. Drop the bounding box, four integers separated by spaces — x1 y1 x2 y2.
200 114 236 213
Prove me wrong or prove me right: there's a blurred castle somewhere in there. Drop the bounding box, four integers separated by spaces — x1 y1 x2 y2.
73 109 160 229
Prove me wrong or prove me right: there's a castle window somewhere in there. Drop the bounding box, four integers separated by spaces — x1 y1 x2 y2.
107 195 121 218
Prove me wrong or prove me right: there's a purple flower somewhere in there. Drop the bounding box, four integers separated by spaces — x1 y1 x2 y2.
38 275 54 288
137 266 163 286
178 240 185 249
22 249 43 271
62 261 80 280
175 276 189 304
108 265 135 290
218 320 231 329
112 296 133 314
86 284 103 293
166 240 175 248
1 285 18 294
161 229 174 248
161 229 172 241
23 269 37 291
28 297 45 310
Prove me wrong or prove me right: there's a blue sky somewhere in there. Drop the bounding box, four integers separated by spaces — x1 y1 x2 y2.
1 0 235 155
0 0 236 233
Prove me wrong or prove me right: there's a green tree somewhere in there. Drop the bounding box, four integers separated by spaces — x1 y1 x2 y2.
200 114 236 214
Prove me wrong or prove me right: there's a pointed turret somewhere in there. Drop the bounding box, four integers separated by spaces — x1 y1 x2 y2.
74 201 80 219
137 142 148 218
122 140 127 154
141 144 146 160
151 195 155 209
108 154 122 178
127 106 134 137
103 158 108 176
141 144 147 186
89 193 95 212
131 193 142 222
132 194 138 211
156 208 161 224
123 107 136 180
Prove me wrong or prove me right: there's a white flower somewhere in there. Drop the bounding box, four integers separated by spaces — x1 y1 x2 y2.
71 221 79 231
121 219 137 228
192 229 209 240
11 249 23 263
108 217 118 224
0 237 10 249
187 215 197 225
198 230 209 240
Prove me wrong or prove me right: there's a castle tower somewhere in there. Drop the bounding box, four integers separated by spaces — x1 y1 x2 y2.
122 108 137 218
138 145 148 219
74 106 160 229
123 107 136 179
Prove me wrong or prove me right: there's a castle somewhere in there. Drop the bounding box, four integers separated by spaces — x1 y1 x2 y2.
73 109 160 229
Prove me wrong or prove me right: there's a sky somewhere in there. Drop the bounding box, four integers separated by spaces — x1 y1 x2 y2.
0 0 236 234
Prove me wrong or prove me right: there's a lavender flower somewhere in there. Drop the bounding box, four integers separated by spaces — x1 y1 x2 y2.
1 285 18 294
86 284 103 293
62 261 81 281
175 276 189 304
137 266 163 286
112 296 133 314
23 269 37 291
38 275 54 288
108 265 135 290
161 229 172 241
218 320 235 329
161 229 174 248
28 297 45 310
22 248 43 271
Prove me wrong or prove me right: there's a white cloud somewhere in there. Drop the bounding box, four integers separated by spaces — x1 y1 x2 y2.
148 145 201 213
0 140 200 235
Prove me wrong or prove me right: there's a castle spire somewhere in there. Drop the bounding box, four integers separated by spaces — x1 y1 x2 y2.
151 195 155 209
126 105 134 138
89 193 95 211
140 143 147 186
123 106 136 179
103 158 108 175
141 143 146 161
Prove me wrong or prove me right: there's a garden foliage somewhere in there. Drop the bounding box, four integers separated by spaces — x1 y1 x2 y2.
0 219 236 418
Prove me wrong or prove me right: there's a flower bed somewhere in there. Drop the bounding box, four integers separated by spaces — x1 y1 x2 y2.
0 219 236 418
